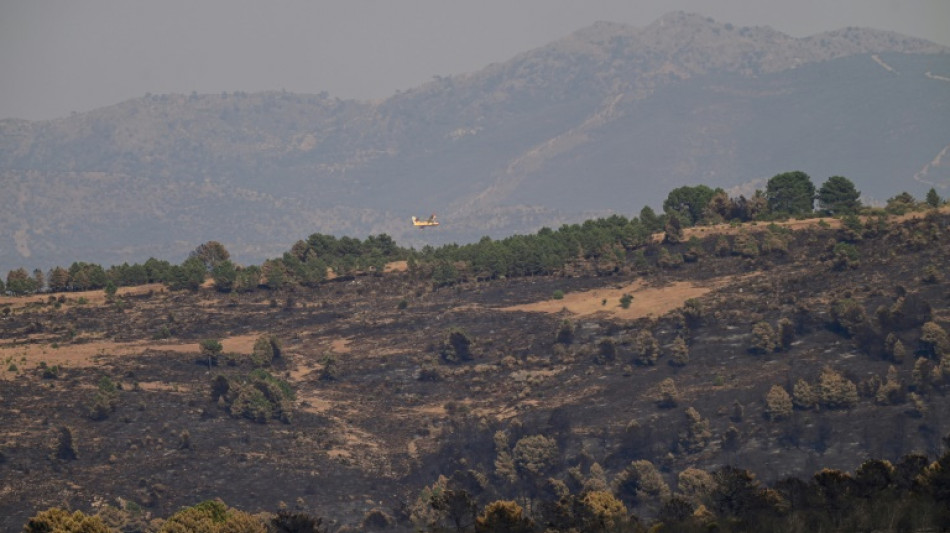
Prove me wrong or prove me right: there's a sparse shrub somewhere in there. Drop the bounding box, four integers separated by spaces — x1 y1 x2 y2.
55 426 78 461
475 501 533 533
250 334 282 367
831 241 860 270
619 293 633 309
669 336 689 366
613 459 670 508
23 508 112 533
596 338 616 363
199 338 223 366
919 321 950 359
577 491 628 532
817 367 858 409
830 298 869 338
397 299 409 310
441 328 474 363
86 376 119 421
552 289 564 300
906 392 927 417
555 319 575 345
154 325 172 340
714 235 731 256
884 333 907 363
777 317 795 350
765 385 793 420
921 264 941 284
677 467 716 507
732 231 759 258
178 430 192 450
683 298 703 328
657 248 684 269
730 400 744 422
656 378 680 408
271 511 326 533
912 357 932 391
875 366 903 405
162 499 266 532
416 362 442 382
320 355 339 381
361 508 395 530
750 321 777 354
512 434 559 479
679 406 712 453
493 431 517 485
217 370 295 423
722 426 741 452
636 330 660 365
792 379 817 410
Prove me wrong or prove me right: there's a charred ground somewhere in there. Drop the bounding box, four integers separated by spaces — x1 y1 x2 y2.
2 211 950 531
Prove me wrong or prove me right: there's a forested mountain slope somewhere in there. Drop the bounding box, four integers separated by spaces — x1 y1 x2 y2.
2 12 948 270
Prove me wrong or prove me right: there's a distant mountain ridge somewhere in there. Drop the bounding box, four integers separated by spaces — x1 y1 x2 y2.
2 12 949 270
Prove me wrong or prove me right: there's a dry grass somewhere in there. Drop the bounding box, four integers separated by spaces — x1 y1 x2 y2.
0 332 265 379
501 277 734 320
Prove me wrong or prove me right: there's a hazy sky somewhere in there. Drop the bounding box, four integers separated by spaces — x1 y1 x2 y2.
1 0 948 121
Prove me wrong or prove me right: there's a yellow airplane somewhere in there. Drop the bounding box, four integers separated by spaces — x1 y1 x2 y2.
411 214 439 228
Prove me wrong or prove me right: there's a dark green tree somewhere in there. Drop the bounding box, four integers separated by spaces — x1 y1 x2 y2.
212 260 238 292
5 268 38 295
189 240 230 271
926 187 942 208
663 185 719 226
47 267 69 292
168 257 207 291
766 171 816 215
639 205 663 232
818 176 861 214
885 192 917 215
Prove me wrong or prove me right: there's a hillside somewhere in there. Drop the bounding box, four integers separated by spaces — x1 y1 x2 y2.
2 12 949 270
2 208 949 531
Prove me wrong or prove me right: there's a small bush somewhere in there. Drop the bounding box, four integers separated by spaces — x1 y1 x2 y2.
750 322 777 354
619 293 633 309
636 330 661 365
765 385 793 420
669 336 689 367
552 290 565 300
555 320 575 345
199 339 223 366
441 328 474 363
656 378 680 408
817 367 858 409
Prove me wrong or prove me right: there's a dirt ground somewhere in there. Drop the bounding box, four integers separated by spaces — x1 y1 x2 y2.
501 278 729 320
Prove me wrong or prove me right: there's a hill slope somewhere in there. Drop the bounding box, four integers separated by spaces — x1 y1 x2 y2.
1 210 949 530
2 12 949 270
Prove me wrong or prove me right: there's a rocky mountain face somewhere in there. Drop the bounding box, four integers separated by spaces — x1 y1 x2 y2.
2 12 949 269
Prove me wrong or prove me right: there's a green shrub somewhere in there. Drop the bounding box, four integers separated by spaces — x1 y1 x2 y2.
250 335 282 367
216 370 295 424
669 336 689 367
552 290 565 300
636 330 660 365
23 508 112 533
441 328 474 363
619 293 633 309
765 385 793 420
750 322 777 354
199 338 223 366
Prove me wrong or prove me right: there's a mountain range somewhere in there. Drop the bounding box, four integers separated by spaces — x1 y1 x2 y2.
2 11 949 270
